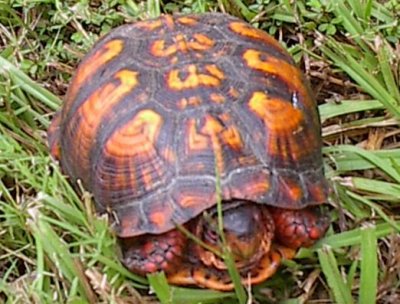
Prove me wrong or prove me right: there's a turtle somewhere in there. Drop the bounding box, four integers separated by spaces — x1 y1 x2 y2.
48 12 329 291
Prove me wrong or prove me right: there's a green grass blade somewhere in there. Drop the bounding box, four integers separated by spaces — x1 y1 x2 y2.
325 145 400 182
171 287 234 304
320 40 400 120
359 226 378 304
0 55 61 110
298 222 396 256
223 0 256 20
318 246 355 304
347 192 400 231
147 0 161 18
94 255 148 286
346 0 372 21
32 230 45 292
223 250 247 304
319 100 384 122
215 167 247 304
147 273 235 304
363 0 373 19
148 272 173 304
28 211 97 303
377 43 400 102
345 177 400 201
333 1 371 53
324 147 400 172
347 260 359 291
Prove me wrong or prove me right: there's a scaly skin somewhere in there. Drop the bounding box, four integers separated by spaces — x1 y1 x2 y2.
119 203 327 290
270 207 329 248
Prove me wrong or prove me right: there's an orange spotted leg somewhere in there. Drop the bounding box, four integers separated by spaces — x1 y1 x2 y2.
270 207 329 249
119 229 186 275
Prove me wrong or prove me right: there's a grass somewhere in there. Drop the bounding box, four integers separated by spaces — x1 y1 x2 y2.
1 0 399 303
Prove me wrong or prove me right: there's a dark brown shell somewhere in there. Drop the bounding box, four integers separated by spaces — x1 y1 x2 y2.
49 13 328 238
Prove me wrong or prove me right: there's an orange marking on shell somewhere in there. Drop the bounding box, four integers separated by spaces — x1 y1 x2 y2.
220 127 243 150
187 119 210 151
177 16 198 25
309 182 328 204
193 34 215 49
161 147 176 163
210 93 225 104
178 96 202 109
175 34 189 53
190 163 206 172
201 116 224 134
228 87 240 98
283 180 303 202
142 166 155 191
151 34 214 58
249 91 304 160
105 110 163 157
201 116 225 175
243 49 309 103
249 92 303 132
119 213 140 236
149 211 167 228
71 69 138 174
135 18 163 31
163 14 175 29
229 22 284 51
245 180 270 196
174 33 214 53
180 195 203 208
171 56 178 65
66 39 124 110
228 170 270 199
102 110 165 199
205 64 225 80
167 65 222 90
151 40 178 57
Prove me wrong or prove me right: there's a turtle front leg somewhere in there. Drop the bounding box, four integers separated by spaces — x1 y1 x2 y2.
270 207 329 249
120 229 186 275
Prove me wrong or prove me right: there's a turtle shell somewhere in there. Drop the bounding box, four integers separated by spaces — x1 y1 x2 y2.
49 12 328 239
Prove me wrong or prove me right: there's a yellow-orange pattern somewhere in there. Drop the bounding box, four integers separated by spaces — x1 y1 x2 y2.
243 49 313 106
105 110 163 157
151 34 214 57
65 40 124 113
248 91 305 160
103 110 164 194
70 70 138 176
167 64 224 90
229 22 284 50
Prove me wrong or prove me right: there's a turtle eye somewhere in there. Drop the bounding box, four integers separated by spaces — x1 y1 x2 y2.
205 227 219 243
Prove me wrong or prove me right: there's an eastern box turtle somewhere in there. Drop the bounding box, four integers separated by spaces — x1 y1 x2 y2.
48 12 329 290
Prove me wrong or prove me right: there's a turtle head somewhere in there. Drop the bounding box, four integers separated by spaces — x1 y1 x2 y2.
197 201 275 268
